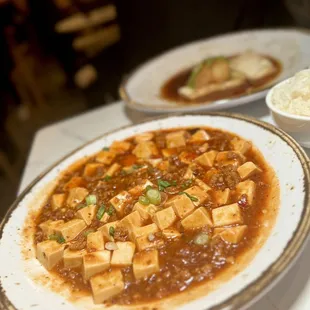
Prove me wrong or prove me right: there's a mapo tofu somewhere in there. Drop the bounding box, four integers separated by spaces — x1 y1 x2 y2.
34 126 273 305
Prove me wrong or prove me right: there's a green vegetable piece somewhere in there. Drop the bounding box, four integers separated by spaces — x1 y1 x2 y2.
139 195 150 206
104 175 112 181
132 164 144 170
194 232 209 245
146 188 161 205
76 203 86 210
107 206 115 216
145 185 153 192
187 62 204 88
158 179 171 191
96 204 106 220
48 234 65 244
109 226 115 237
86 194 97 205
103 147 109 151
178 191 199 202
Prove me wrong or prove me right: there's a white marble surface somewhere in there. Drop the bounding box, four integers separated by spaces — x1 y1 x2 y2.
19 100 310 310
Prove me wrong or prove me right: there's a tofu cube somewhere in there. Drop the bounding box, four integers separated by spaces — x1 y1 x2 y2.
39 220 64 237
195 178 211 192
132 223 163 251
104 163 121 177
118 211 143 233
179 151 196 164
51 194 65 210
110 141 131 154
236 180 256 205
184 186 209 206
96 150 116 165
66 187 89 208
133 249 160 280
214 188 231 206
134 132 154 143
162 228 181 240
132 141 159 159
237 162 262 180
109 191 131 215
198 142 209 153
87 231 105 251
152 207 177 230
181 207 213 230
83 163 104 177
132 223 159 240
55 219 86 241
63 176 85 191
165 195 195 218
148 158 162 167
190 129 210 142
98 221 119 241
216 151 246 167
36 240 65 270
83 251 111 280
90 269 124 304
75 204 97 225
214 225 248 243
195 150 218 168
128 180 153 196
231 137 251 155
63 248 86 268
183 167 194 179
100 212 110 224
166 130 186 148
212 203 243 227
162 148 178 157
111 242 136 266
133 202 158 220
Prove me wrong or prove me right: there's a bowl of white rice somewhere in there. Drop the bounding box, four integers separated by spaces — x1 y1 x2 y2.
266 69 310 148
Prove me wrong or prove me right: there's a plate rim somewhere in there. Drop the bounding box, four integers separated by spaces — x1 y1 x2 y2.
1 112 310 310
120 26 310 113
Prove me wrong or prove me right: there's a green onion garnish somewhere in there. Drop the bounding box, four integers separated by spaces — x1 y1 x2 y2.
103 147 109 151
86 194 97 205
107 206 115 216
132 164 143 170
139 195 150 205
158 179 171 191
76 203 86 210
145 185 153 192
48 234 65 244
96 204 106 220
146 188 161 205
179 192 199 202
104 175 112 181
109 226 115 237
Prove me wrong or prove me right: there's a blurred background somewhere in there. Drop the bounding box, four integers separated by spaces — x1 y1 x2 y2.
0 0 304 210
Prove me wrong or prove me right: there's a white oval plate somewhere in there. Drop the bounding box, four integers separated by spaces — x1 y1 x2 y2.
120 28 310 114
0 114 309 310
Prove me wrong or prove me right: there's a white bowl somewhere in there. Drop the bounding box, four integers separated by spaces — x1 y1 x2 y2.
266 79 310 148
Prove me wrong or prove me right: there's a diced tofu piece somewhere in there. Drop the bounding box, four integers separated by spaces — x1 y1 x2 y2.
66 187 89 208
96 150 116 165
133 249 160 280
110 141 131 154
98 221 119 241
132 223 158 240
162 228 181 240
165 195 195 218
214 188 231 206
183 167 194 179
83 251 111 280
236 180 256 205
184 185 209 206
237 162 262 180
134 132 154 143
190 129 210 142
132 141 159 159
133 202 158 221
39 220 64 237
212 203 243 227
148 158 162 167
157 160 170 170
63 249 86 268
51 194 65 210
128 180 153 196
87 231 105 251
104 163 121 177
231 137 252 155
179 151 196 164
195 178 211 191
83 163 104 177
132 223 163 251
75 204 97 225
63 176 86 191
118 211 143 234
162 148 178 157
214 225 248 243
109 191 131 215
100 212 110 224
111 242 136 266
90 269 124 304
36 240 65 270
216 151 246 167
55 219 86 241
198 142 209 153
166 131 186 148
152 207 177 230
181 207 213 230
195 150 218 167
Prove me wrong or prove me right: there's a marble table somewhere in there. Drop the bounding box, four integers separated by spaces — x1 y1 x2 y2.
19 100 310 310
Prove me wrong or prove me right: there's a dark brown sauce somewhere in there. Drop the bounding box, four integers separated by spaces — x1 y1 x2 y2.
160 55 282 104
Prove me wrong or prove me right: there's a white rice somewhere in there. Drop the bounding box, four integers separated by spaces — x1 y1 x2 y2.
272 69 310 116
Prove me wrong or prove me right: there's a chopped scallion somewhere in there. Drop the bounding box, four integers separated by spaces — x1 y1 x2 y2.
107 205 115 216
76 203 86 210
96 204 106 220
48 234 65 244
86 194 97 205
104 175 112 181
179 191 199 202
132 164 144 170
109 226 115 237
103 147 109 151
193 232 209 245
145 185 153 192
146 188 161 205
139 195 150 205
158 179 171 191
